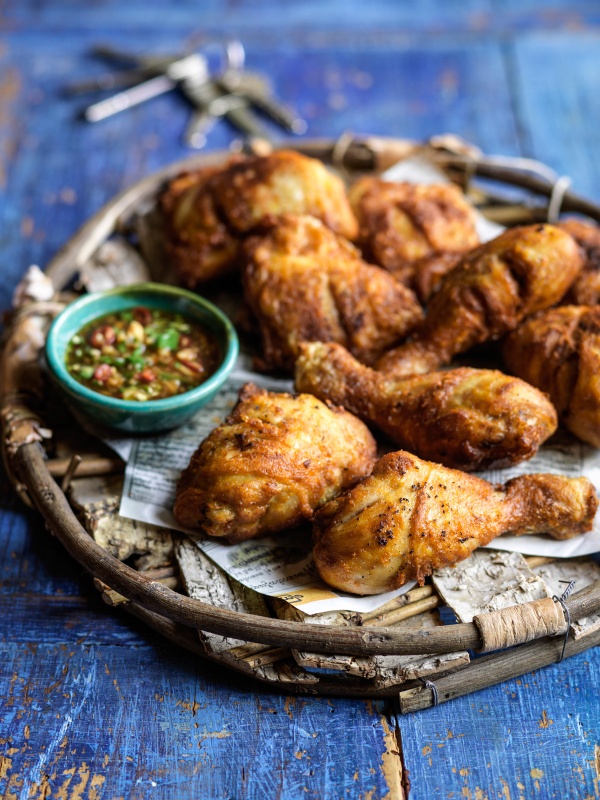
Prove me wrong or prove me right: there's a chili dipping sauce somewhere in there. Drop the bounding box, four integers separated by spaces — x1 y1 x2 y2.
66 306 221 401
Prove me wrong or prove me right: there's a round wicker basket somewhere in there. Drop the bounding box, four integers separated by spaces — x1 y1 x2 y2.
3 135 600 708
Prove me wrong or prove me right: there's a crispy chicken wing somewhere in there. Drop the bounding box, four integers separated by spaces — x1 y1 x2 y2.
376 224 582 377
503 305 600 447
160 165 241 287
161 150 358 286
313 450 598 594
559 219 600 305
295 341 557 471
211 149 358 239
349 177 480 301
173 383 377 542
243 214 423 372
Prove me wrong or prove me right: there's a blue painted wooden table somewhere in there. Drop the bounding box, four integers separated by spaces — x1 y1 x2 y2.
2 2 600 798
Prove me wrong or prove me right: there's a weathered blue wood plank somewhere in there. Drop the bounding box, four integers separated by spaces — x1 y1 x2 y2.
1 593 157 646
0 0 495 34
508 31 600 201
397 650 600 799
0 486 91 596
4 0 600 35
0 642 398 799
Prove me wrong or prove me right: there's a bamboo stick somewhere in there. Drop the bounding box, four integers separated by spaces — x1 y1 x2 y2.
239 647 291 668
360 585 434 622
228 642 277 659
525 556 556 569
96 575 180 606
364 596 440 628
47 454 124 478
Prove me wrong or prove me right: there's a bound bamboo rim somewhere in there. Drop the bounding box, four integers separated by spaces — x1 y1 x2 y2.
6 135 600 705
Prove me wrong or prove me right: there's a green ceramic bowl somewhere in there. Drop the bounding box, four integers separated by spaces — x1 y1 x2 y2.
45 283 239 433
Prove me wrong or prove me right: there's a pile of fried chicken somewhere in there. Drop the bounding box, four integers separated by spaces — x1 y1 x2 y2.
167 150 600 595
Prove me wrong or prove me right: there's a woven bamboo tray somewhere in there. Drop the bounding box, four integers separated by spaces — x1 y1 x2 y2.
3 135 600 710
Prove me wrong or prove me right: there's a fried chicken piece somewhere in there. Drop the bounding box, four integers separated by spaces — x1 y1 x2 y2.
313 450 598 594
243 214 423 372
161 151 358 287
559 219 600 305
295 341 557 471
173 383 377 543
211 149 358 239
376 224 582 377
503 305 600 447
160 164 242 287
349 177 480 301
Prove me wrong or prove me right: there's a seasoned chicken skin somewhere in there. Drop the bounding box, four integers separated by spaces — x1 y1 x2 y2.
559 219 600 305
211 149 358 239
313 450 598 594
243 214 423 372
160 164 241 286
349 177 479 301
173 384 377 542
503 305 600 447
295 341 557 471
161 150 358 286
377 224 582 377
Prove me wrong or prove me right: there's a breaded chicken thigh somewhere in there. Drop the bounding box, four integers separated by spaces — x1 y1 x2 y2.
559 219 600 305
377 224 582 377
349 177 479 301
161 150 358 287
173 383 377 542
295 341 557 471
503 305 600 447
211 150 358 239
243 214 423 372
313 450 598 594
160 164 241 287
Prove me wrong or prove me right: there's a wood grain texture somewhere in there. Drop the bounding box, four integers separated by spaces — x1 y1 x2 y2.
2 2 600 798
398 650 600 799
0 641 401 799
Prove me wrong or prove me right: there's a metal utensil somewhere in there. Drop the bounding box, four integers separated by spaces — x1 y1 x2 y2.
83 53 208 122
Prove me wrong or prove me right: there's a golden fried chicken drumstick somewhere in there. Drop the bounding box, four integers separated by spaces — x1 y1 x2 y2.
173 384 377 543
161 150 358 286
313 451 598 594
503 305 600 448
243 214 423 372
559 219 600 305
376 224 582 377
349 177 480 301
295 341 557 471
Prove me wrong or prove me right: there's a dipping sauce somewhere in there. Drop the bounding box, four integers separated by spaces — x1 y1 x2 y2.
65 306 221 401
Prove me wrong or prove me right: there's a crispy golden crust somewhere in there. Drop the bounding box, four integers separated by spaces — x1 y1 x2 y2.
160 151 358 286
503 305 600 447
160 165 242 286
242 214 423 372
295 341 557 471
376 224 582 377
211 150 358 239
173 383 377 543
313 450 598 594
559 219 600 305
349 177 479 300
